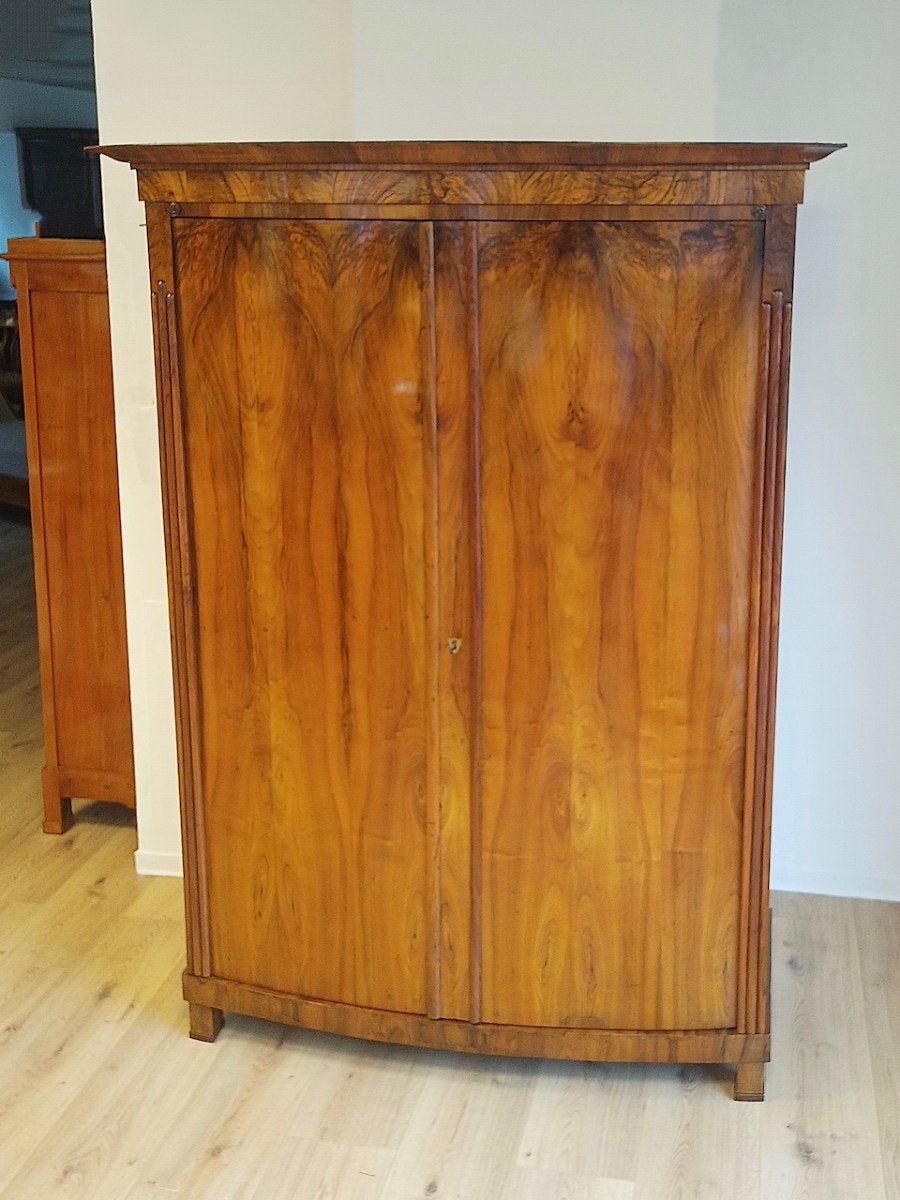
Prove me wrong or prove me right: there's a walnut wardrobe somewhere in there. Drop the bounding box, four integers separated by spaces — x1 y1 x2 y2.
101 141 841 1099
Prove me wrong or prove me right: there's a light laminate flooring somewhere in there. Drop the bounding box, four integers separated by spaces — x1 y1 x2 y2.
1 515 898 1199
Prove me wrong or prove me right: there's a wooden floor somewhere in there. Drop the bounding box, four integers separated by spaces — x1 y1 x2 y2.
1 512 898 1200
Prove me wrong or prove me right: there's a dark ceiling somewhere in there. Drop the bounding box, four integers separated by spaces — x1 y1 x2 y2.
0 0 95 91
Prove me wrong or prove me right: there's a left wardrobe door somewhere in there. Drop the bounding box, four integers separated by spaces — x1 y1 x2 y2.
171 218 435 1015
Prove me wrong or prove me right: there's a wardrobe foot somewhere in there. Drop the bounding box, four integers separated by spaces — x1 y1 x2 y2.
734 1061 765 1101
189 1003 224 1042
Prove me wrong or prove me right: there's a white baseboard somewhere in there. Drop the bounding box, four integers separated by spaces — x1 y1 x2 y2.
771 866 900 903
134 849 184 878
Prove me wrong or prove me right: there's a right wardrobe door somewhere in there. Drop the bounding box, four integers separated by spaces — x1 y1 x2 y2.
474 219 764 1032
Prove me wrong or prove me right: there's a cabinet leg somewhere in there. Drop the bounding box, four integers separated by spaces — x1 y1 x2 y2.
41 769 73 834
189 1003 224 1042
734 1061 765 1101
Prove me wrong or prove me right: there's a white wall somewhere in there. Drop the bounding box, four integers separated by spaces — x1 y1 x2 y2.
89 0 899 899
0 78 97 297
351 0 719 139
716 0 900 898
91 0 354 875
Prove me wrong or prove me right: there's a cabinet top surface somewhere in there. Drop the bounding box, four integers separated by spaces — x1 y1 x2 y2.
2 237 106 263
96 141 844 170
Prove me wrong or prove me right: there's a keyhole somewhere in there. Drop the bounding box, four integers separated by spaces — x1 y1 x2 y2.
448 637 462 655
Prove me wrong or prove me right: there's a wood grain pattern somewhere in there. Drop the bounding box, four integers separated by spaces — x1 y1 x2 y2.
187 1001 224 1042
752 207 799 1039
3 238 135 833
131 166 809 209
172 218 433 1014
432 222 476 1022
145 204 216 988
734 1060 765 1100
165 202 773 224
419 222 442 1020
98 142 843 214
183 971 768 1065
101 142 841 1097
477 220 763 1031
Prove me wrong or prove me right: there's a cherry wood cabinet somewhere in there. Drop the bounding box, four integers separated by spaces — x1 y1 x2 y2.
3 238 135 832
101 141 841 1098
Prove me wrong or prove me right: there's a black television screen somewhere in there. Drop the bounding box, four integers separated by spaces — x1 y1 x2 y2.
16 127 103 239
